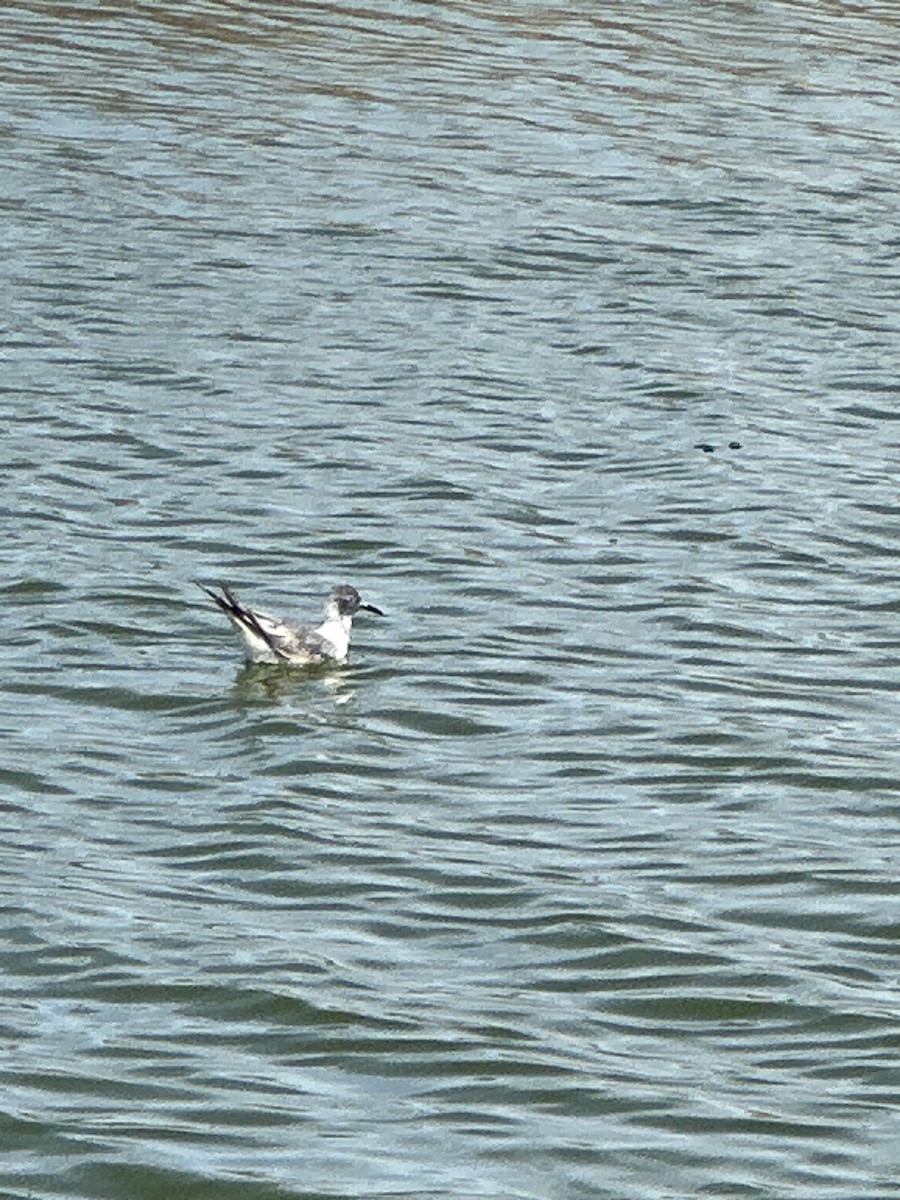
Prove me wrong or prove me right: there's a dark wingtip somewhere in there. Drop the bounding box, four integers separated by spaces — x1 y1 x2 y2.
196 581 237 617
198 581 288 661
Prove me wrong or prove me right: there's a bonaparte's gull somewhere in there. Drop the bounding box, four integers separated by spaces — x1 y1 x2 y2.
199 582 383 665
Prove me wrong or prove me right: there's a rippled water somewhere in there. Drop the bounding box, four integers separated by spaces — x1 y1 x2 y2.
3 2 900 1197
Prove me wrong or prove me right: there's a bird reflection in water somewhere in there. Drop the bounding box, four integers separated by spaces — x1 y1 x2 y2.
230 660 357 707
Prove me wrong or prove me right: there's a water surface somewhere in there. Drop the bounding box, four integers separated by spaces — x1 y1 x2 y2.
2 2 900 1197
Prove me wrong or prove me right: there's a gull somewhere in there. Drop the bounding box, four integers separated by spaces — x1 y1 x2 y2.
198 582 383 665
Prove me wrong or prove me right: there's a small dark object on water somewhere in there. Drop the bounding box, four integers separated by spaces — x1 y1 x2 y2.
695 441 742 454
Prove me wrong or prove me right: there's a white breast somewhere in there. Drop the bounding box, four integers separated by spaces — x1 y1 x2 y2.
316 614 352 661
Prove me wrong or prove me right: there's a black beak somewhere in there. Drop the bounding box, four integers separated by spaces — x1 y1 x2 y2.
360 602 384 616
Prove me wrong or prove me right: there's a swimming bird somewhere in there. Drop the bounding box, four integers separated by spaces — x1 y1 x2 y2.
198 582 383 665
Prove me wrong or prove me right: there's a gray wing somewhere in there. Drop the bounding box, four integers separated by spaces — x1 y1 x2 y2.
257 614 337 662
199 584 337 662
